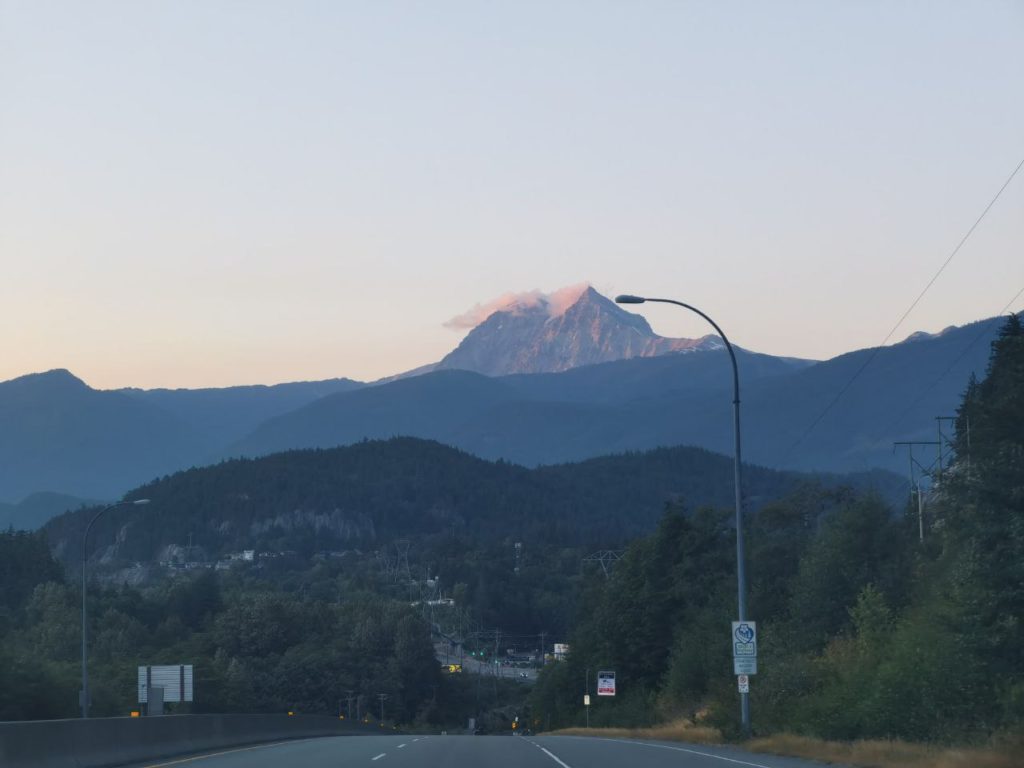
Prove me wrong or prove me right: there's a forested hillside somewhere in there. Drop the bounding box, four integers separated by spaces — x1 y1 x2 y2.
0 532 444 723
43 439 899 569
530 315 1024 743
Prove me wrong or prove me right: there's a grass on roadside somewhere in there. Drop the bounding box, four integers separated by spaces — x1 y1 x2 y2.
747 732 1020 768
549 719 1019 768
549 718 722 744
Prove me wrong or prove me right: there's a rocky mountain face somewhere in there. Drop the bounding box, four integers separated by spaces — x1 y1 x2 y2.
437 285 721 376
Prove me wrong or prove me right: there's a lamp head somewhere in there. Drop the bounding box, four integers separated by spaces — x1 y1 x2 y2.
615 294 646 305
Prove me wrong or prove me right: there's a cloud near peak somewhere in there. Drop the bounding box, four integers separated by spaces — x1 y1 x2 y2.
444 283 591 330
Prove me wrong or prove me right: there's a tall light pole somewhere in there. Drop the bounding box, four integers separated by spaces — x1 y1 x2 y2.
81 498 150 718
615 294 750 735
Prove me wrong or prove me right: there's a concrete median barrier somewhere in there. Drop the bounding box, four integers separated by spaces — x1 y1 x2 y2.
0 713 361 768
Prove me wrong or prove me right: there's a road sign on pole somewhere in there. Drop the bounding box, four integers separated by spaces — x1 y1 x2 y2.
583 694 590 706
737 674 750 693
597 670 616 696
732 621 757 675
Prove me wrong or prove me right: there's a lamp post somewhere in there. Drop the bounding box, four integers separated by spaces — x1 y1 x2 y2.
81 498 150 718
615 294 751 735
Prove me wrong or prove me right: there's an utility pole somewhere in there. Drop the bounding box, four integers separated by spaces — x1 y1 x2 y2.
376 693 388 725
345 690 355 719
894 440 940 541
916 487 926 543
936 416 958 485
584 668 590 728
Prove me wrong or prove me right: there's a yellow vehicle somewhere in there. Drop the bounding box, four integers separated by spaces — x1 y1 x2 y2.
441 664 462 673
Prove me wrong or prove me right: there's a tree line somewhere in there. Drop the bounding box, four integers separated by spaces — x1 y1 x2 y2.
530 315 1024 743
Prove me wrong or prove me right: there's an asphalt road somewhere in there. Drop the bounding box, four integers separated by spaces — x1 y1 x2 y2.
124 733 832 768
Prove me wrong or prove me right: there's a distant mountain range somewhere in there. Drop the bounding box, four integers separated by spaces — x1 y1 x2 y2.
0 286 1007 512
0 491 99 531
232 317 995 474
0 370 361 502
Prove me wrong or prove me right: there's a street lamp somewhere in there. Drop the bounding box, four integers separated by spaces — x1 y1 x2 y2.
81 498 150 718
615 294 751 735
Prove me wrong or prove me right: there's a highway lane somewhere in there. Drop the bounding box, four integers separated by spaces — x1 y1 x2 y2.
123 733 832 768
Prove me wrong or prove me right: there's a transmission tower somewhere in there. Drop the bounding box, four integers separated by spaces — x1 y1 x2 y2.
394 540 413 584
581 550 625 578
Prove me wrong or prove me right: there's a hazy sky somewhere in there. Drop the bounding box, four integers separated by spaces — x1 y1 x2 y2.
2 1 1022 389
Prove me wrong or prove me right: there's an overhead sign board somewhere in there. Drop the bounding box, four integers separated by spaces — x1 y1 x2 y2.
732 621 757 676
597 670 616 696
138 665 193 703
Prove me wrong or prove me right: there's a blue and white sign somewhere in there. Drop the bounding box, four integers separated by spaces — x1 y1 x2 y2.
732 621 757 675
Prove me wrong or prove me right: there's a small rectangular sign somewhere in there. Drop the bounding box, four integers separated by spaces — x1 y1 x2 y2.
732 622 757 656
733 656 758 675
737 674 750 693
583 694 591 706
597 670 616 696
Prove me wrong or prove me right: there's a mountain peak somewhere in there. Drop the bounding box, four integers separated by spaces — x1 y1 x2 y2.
1 368 91 394
438 285 720 376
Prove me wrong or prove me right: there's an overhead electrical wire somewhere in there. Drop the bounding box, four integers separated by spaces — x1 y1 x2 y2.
785 155 1024 456
871 285 1024 445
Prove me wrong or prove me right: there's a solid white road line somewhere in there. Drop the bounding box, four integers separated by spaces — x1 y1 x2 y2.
140 739 315 767
557 736 778 768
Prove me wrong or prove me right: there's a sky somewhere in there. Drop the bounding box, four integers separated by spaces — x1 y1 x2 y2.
2 1 1022 389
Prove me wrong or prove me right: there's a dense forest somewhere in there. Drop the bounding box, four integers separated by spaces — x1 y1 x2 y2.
0 537 439 722
42 437 899 569
530 315 1024 743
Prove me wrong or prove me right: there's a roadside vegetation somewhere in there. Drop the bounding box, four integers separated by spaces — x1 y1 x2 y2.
531 316 1024 754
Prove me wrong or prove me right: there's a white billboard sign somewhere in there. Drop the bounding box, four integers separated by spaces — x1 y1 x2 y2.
597 670 616 696
138 665 194 703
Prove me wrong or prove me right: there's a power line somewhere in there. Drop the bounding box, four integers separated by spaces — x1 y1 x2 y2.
786 155 1024 455
871 286 1024 444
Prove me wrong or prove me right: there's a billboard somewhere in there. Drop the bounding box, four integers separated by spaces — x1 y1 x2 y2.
597 670 616 696
138 665 194 703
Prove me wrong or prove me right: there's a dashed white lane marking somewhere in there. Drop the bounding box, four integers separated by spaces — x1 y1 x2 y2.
372 753 386 761
554 736 778 768
397 743 406 748
539 746 574 768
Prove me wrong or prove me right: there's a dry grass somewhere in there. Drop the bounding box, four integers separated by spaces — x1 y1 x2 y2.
746 732 1019 768
549 718 722 745
549 721 1019 768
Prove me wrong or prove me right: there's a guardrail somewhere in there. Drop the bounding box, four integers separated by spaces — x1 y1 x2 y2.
0 713 361 768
